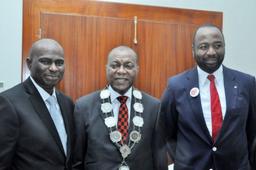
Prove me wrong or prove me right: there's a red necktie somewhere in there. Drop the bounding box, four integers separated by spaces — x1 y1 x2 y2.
117 96 128 143
207 74 223 142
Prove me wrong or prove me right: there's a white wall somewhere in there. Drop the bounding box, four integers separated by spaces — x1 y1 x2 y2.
0 0 255 91
0 0 22 92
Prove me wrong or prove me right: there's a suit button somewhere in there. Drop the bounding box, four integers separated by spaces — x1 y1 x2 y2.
212 147 217 152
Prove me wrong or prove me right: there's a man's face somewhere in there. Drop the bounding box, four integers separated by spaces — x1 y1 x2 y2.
193 26 225 73
106 50 138 95
27 46 65 93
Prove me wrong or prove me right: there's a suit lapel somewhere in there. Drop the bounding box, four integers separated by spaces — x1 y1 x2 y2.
216 66 238 142
23 78 66 156
56 91 72 158
128 94 135 139
185 68 212 144
98 90 109 131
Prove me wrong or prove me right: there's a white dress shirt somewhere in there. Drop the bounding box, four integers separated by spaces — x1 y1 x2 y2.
30 76 59 111
197 65 226 136
108 85 132 124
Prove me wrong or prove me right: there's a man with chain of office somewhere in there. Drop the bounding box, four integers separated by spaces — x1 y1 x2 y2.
72 45 168 170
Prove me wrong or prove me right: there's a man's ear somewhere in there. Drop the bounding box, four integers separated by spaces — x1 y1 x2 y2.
192 45 195 59
26 57 32 70
135 65 139 75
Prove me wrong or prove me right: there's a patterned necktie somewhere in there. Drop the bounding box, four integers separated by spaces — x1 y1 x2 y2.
207 74 223 142
46 96 67 155
117 96 128 143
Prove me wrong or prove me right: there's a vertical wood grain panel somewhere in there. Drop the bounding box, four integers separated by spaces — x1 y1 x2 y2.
41 13 135 99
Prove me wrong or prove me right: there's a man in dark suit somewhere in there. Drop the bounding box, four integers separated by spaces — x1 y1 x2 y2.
161 24 256 170
0 38 74 170
72 45 167 170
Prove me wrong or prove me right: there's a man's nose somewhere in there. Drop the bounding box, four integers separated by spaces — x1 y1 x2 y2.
49 63 58 71
207 46 217 56
117 65 126 74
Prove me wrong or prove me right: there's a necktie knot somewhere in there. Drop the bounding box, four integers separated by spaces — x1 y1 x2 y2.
207 74 215 82
46 96 56 106
117 96 128 104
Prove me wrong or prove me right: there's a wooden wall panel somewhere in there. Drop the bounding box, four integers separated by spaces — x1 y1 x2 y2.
23 0 222 99
137 22 174 96
41 13 136 99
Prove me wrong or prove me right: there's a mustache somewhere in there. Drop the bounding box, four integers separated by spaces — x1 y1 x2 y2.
114 77 129 79
45 73 62 77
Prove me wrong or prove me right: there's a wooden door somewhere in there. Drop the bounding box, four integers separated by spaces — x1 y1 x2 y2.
23 0 223 100
135 21 197 97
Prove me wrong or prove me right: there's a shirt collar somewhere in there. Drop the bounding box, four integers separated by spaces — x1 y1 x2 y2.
30 76 57 102
197 65 223 86
108 85 132 103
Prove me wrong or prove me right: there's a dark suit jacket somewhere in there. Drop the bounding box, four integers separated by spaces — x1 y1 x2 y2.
0 78 74 170
161 66 256 170
72 90 168 170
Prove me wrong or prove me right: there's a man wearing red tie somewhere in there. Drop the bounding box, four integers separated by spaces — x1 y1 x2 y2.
161 24 256 170
72 46 168 170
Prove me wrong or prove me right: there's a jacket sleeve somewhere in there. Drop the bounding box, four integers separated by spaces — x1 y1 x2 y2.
160 78 178 161
72 101 87 170
247 76 256 168
152 101 169 170
0 95 19 170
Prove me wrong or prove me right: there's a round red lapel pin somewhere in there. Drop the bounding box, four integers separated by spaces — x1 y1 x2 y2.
190 87 199 97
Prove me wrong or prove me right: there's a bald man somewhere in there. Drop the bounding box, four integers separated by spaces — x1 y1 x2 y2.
72 45 168 170
0 39 74 170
